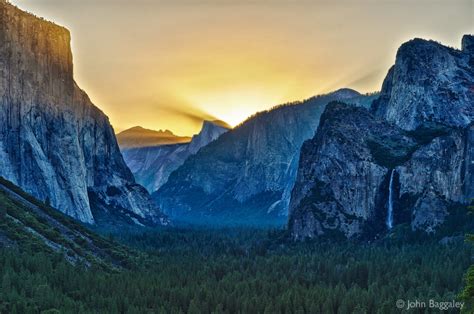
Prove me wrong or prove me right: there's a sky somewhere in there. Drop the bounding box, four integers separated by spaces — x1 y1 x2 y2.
11 0 474 135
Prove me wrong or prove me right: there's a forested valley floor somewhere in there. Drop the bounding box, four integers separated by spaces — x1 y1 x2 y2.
0 227 471 313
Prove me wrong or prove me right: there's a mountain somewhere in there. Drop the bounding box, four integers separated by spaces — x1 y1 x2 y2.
154 89 376 225
0 176 136 268
116 126 191 149
186 120 232 153
289 35 474 239
372 37 473 130
122 120 230 193
0 1 166 225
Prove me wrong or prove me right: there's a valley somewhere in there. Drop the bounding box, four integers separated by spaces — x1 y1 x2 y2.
0 226 471 313
0 0 473 312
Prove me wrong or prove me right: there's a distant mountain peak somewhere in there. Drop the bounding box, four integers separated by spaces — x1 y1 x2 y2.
187 119 230 153
332 88 361 98
128 126 144 130
121 126 174 135
122 119 229 193
117 126 191 148
205 119 232 130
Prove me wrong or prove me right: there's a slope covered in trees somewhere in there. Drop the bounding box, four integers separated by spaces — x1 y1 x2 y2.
0 176 138 270
0 227 470 313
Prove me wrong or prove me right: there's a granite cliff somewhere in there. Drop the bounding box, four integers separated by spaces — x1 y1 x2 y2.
0 1 165 225
289 35 474 239
372 37 473 130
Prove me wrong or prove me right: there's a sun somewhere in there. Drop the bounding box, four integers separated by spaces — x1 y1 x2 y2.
191 89 289 127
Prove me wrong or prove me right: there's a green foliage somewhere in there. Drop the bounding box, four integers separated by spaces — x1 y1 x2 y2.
0 228 470 313
405 123 451 146
366 138 416 169
0 176 470 313
460 203 474 313
0 177 141 270
367 123 452 169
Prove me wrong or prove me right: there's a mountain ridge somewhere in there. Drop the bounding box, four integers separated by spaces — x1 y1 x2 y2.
289 35 474 239
117 126 192 149
122 120 230 193
154 88 377 225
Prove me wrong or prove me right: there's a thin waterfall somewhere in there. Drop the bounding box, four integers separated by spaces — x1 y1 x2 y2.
386 169 395 229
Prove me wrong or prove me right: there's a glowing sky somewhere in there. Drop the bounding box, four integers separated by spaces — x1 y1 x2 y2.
11 0 474 135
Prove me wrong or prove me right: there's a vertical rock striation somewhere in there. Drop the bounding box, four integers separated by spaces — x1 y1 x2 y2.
289 35 474 239
0 2 164 225
154 89 375 225
373 36 474 130
289 103 416 239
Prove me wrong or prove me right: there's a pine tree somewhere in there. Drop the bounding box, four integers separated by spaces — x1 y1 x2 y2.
461 203 474 313
188 298 200 314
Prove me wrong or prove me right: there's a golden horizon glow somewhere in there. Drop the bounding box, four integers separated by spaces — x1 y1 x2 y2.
11 0 474 136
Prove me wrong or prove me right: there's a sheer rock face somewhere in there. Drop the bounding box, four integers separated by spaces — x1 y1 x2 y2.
0 2 164 224
289 103 411 239
154 89 373 225
462 34 474 55
289 103 471 239
122 121 229 193
372 36 474 131
289 36 473 239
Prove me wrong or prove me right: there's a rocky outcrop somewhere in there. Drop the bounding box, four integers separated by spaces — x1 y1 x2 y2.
154 89 374 225
289 35 473 239
0 2 165 225
289 103 470 239
186 120 230 155
396 127 470 232
289 103 411 238
465 124 474 201
372 35 473 131
116 126 191 149
122 120 229 193
462 34 474 55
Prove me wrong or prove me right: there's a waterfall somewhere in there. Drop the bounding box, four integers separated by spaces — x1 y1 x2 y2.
386 169 395 229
